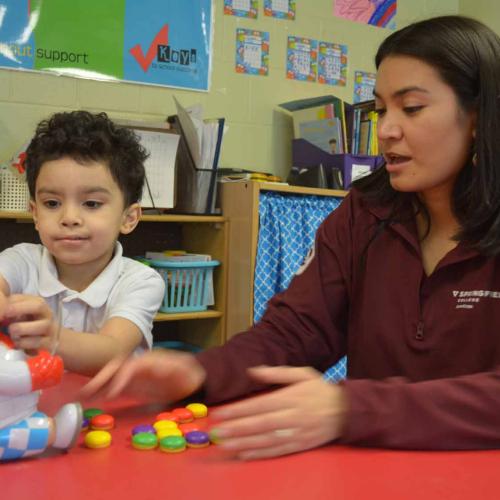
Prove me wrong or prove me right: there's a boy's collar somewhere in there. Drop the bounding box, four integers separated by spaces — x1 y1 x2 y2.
39 242 124 307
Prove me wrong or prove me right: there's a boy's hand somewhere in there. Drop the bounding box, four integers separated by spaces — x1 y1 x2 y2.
4 294 57 351
0 290 8 322
79 349 206 404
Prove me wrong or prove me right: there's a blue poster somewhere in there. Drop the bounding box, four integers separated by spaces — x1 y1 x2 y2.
0 0 35 70
0 0 213 92
123 0 212 91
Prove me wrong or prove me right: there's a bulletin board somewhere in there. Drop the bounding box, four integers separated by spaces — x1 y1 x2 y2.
0 0 213 91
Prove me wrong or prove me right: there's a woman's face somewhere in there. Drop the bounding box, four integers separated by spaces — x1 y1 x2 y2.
375 55 476 198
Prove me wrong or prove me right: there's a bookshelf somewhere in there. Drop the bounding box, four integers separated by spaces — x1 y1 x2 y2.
220 181 347 338
0 211 228 348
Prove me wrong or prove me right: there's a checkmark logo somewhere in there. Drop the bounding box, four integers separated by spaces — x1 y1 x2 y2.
130 24 169 72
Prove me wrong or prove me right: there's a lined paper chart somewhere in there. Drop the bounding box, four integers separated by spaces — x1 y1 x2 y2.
136 130 180 209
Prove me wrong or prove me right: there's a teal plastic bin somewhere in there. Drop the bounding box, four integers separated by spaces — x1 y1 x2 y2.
148 260 220 313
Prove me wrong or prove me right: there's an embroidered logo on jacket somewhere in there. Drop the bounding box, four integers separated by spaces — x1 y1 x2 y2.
453 290 500 309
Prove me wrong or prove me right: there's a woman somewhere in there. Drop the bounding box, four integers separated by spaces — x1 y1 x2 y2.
83 16 500 459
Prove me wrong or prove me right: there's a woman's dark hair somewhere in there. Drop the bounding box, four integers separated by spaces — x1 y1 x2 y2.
25 110 148 207
354 15 500 255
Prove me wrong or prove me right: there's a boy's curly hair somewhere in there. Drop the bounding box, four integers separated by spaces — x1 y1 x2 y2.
25 110 148 207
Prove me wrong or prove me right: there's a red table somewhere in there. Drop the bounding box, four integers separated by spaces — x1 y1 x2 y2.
2 373 500 500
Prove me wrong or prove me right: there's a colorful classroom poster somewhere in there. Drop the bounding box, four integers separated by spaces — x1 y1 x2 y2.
354 70 376 103
264 0 296 20
0 0 213 91
318 41 347 86
224 0 258 18
334 0 397 29
286 36 317 82
236 29 269 76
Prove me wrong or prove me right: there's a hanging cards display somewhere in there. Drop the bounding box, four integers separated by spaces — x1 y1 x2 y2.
286 36 317 82
263 0 296 20
224 0 258 18
318 41 347 86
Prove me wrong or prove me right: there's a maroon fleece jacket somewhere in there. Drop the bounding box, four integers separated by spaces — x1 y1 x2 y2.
196 188 500 449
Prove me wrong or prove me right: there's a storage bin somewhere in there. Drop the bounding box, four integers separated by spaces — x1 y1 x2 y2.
0 165 30 212
291 139 383 189
152 340 202 353
148 260 220 313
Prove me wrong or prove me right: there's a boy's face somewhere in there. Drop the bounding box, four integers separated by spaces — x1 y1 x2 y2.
30 156 140 275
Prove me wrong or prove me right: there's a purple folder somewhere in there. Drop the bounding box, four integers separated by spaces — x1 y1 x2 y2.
292 139 384 189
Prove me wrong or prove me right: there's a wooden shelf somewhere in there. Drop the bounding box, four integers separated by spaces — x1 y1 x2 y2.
257 182 348 198
0 211 225 223
154 310 223 321
141 213 225 223
0 211 32 220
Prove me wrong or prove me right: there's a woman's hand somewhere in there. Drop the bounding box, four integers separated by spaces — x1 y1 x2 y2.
210 366 347 461
79 349 206 404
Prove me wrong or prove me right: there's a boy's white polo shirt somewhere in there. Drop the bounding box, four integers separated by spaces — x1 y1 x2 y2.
0 242 165 350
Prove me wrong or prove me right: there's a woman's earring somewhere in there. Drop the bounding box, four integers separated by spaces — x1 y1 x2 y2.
472 152 478 167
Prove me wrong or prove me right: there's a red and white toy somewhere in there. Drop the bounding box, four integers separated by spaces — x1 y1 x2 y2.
0 330 82 461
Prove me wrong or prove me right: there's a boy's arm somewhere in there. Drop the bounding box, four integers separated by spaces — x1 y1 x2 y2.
55 317 143 376
5 262 164 376
5 294 146 376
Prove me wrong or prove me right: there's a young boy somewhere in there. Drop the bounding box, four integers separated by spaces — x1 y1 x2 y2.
0 110 165 376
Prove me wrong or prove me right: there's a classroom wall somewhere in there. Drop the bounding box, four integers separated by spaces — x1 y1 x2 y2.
459 0 500 33
0 0 459 182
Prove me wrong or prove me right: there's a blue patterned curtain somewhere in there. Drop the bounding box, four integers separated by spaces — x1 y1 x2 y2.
253 191 346 382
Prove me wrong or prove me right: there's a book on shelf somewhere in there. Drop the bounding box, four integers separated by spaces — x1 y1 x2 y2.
358 118 371 155
290 103 334 138
280 95 348 153
347 102 378 155
298 117 343 154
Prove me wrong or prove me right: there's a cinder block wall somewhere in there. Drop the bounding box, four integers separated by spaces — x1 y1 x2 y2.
0 0 459 180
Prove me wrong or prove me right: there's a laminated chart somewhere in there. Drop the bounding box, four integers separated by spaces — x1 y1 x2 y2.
318 41 347 86
224 0 258 18
286 36 317 82
263 0 296 19
236 29 269 76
